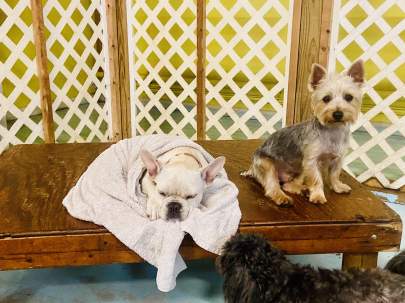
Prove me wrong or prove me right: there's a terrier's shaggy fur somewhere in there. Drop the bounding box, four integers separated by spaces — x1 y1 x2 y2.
217 234 405 303
242 60 365 206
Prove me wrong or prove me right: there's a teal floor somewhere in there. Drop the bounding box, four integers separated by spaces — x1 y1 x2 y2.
0 191 404 303
0 260 223 303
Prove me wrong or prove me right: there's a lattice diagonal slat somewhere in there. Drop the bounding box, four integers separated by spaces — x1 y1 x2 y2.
329 0 405 189
44 0 111 143
128 0 197 138
0 0 45 152
205 0 293 139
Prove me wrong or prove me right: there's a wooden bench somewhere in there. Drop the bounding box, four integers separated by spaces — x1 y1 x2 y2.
0 140 402 271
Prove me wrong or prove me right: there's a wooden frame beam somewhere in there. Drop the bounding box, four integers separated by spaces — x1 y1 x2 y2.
30 0 55 143
196 0 206 140
318 0 334 67
285 0 334 125
116 0 131 139
285 0 303 126
106 0 131 141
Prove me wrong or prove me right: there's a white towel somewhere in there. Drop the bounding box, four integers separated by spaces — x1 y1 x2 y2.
62 134 241 291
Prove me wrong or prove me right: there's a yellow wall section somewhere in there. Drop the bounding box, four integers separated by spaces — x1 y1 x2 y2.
137 0 288 84
1 0 94 110
0 1 39 108
337 1 405 122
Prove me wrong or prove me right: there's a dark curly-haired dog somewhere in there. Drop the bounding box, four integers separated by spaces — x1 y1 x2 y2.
216 234 405 303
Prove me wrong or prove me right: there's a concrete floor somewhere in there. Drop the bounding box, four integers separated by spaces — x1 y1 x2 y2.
0 191 404 303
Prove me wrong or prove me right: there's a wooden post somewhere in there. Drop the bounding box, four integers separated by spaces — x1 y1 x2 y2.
30 0 55 143
106 0 120 141
285 0 334 125
196 0 206 140
342 253 378 270
318 0 334 67
116 0 131 139
106 0 131 141
285 0 303 126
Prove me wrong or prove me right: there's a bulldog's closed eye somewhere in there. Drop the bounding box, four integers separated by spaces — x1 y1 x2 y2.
159 191 168 197
186 194 197 200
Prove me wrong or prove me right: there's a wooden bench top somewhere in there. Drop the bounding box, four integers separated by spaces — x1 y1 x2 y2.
0 140 402 270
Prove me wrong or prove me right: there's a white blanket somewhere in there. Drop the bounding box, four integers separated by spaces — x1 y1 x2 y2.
62 134 241 291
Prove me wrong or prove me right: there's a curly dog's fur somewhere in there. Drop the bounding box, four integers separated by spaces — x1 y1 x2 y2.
217 234 405 303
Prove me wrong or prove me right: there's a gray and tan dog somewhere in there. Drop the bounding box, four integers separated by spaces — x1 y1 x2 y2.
242 60 364 205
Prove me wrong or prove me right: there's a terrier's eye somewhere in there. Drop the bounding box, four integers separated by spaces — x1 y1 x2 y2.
186 194 197 200
322 95 331 103
344 94 353 102
159 191 168 197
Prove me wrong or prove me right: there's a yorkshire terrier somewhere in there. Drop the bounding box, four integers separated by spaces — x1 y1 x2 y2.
242 60 365 205
217 234 405 303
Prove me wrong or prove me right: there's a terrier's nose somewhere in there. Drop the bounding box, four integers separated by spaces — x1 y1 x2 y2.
332 111 344 121
167 202 182 219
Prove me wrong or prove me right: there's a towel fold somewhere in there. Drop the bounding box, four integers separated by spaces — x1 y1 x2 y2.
63 134 241 291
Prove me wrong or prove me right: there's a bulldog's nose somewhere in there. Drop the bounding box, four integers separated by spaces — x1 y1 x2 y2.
167 202 182 219
333 110 343 121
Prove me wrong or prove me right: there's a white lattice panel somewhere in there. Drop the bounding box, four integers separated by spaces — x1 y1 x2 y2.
329 0 405 189
0 0 44 152
128 0 197 138
44 0 111 143
205 0 294 139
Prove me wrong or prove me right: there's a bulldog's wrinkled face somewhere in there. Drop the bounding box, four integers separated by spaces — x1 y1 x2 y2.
140 149 225 221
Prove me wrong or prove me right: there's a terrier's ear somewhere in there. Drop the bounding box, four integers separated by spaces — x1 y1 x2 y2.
201 156 225 184
346 59 364 85
140 149 160 179
308 63 328 92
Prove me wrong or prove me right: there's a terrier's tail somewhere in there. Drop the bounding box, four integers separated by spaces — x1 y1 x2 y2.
240 166 253 178
385 251 405 276
240 169 252 177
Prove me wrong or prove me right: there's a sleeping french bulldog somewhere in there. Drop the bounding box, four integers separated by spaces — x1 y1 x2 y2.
140 147 225 221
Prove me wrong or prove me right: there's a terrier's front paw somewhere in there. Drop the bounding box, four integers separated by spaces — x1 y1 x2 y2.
332 182 351 194
266 189 293 206
146 202 160 220
240 170 252 178
309 190 327 204
282 182 304 195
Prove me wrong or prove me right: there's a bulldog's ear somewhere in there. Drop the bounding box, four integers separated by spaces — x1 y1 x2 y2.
346 59 365 85
140 149 160 179
202 156 225 184
308 63 327 92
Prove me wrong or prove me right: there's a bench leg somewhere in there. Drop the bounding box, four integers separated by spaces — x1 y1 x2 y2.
342 253 378 270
